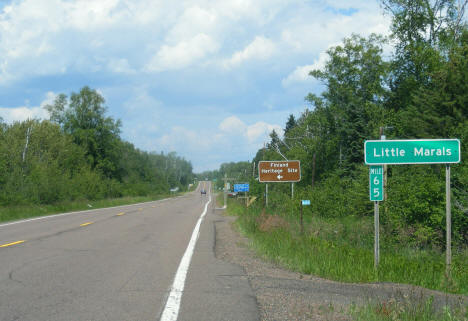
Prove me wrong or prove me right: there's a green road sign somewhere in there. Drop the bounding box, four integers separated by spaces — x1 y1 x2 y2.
365 139 460 165
369 165 384 201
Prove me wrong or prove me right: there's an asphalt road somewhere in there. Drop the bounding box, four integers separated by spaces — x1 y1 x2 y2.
0 182 258 321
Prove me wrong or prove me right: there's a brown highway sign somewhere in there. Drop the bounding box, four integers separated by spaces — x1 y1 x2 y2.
258 160 301 182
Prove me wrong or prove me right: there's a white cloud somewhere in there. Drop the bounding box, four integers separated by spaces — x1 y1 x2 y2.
158 126 215 152
0 91 56 123
0 106 48 123
166 6 218 41
218 115 282 144
223 36 275 68
155 115 282 171
107 58 134 73
278 2 390 56
246 121 282 143
0 0 393 172
219 115 247 133
0 0 390 84
282 51 329 87
145 33 219 71
0 0 177 83
41 91 58 107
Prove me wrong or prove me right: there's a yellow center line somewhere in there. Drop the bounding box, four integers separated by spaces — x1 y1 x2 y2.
0 240 26 248
116 212 125 216
151 205 156 208
80 222 94 227
138 208 143 211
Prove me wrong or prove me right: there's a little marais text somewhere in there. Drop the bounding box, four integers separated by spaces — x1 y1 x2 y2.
373 147 453 158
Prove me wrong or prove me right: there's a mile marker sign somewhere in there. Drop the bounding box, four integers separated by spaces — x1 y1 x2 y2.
369 165 384 201
258 160 301 182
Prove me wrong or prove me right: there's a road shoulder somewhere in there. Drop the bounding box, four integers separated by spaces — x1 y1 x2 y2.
176 200 260 321
214 210 468 321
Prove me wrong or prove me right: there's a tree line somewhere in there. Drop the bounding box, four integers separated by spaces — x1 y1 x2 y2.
0 86 194 206
209 0 468 248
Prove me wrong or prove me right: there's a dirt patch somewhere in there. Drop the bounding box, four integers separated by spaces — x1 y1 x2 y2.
212 208 468 321
257 209 289 232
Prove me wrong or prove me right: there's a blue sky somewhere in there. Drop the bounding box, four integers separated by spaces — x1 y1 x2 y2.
0 0 390 172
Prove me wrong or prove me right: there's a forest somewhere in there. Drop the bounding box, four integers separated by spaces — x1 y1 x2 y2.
0 86 194 208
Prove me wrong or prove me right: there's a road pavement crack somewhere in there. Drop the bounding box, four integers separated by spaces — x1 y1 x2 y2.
8 269 25 286
7 254 62 287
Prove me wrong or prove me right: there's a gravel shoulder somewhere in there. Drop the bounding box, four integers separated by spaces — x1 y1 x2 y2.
212 207 468 321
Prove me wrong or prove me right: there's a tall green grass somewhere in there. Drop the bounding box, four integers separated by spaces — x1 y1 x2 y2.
227 199 468 295
0 193 178 223
350 298 468 321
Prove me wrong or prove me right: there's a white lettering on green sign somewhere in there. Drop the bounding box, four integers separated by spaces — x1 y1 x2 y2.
365 139 460 165
369 165 384 201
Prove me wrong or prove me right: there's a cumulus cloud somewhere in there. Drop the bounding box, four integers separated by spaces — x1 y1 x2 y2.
0 0 176 83
282 51 329 87
107 58 134 74
223 36 275 69
245 121 282 143
155 115 282 171
0 106 48 123
145 33 219 71
157 126 218 153
0 0 392 171
218 115 282 144
160 116 279 152
219 115 247 133
166 6 218 41
0 91 55 123
0 0 390 84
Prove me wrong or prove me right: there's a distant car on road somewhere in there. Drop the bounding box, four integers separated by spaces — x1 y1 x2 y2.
201 189 206 195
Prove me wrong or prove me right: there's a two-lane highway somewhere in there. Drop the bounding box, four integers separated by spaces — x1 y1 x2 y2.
0 182 258 321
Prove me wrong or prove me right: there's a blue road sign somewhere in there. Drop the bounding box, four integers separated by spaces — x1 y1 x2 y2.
301 200 311 206
234 183 249 192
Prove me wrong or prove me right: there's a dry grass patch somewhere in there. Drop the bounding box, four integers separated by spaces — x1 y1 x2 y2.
257 208 289 232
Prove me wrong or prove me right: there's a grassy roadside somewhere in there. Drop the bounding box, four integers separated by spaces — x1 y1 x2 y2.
0 188 195 224
350 298 468 320
223 197 468 297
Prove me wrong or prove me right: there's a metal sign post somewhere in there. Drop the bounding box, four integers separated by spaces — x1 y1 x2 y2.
300 202 303 234
301 200 310 234
222 174 234 209
374 201 379 268
369 165 383 268
234 183 250 208
446 164 451 274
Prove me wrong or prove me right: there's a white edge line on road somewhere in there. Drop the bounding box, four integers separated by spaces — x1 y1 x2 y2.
160 190 212 321
0 195 186 229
